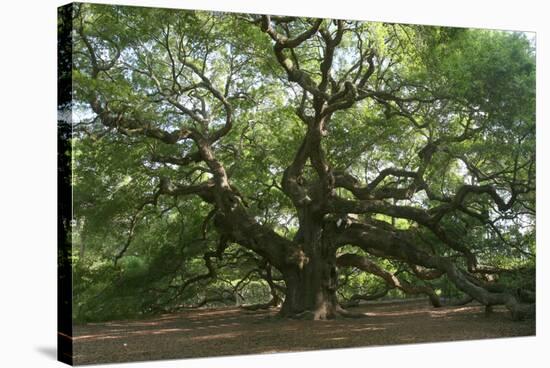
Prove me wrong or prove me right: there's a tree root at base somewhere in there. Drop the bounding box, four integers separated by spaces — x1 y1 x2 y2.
277 305 368 320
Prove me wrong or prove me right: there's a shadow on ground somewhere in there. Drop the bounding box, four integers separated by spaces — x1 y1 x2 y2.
35 346 57 360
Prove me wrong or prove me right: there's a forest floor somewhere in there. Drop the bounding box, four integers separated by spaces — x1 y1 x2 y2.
72 299 535 365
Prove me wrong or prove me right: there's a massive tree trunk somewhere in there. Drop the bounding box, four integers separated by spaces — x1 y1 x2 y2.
279 213 340 320
280 255 339 319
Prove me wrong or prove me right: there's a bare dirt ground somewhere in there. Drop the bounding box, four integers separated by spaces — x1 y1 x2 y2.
72 299 535 365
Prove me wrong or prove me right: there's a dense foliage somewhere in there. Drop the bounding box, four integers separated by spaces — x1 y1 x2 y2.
67 4 535 322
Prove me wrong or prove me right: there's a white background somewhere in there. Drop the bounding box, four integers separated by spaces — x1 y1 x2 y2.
0 0 548 367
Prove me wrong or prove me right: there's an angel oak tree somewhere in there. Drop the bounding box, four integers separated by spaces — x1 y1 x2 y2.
70 4 535 320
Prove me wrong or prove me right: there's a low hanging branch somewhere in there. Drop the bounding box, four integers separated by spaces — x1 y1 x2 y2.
336 253 442 307
337 221 535 320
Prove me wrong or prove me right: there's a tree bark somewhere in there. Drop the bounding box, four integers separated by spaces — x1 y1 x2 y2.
280 257 340 319
278 213 341 319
